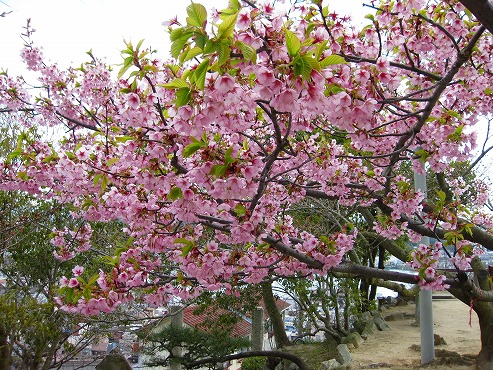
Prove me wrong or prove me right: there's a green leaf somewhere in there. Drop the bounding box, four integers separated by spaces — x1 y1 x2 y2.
415 149 429 164
194 58 210 90
83 286 92 301
118 56 134 78
293 55 313 80
193 35 207 52
224 147 235 165
169 27 183 41
228 0 241 11
186 3 208 28
17 171 28 180
135 39 145 51
285 29 301 57
7 148 23 162
321 6 329 17
313 40 328 60
210 164 228 178
100 174 108 193
217 13 238 40
115 135 133 143
436 190 446 203
301 38 314 47
183 141 204 157
238 41 257 63
161 78 189 89
175 87 191 107
106 158 119 167
174 238 195 257
168 186 183 200
217 42 231 66
182 46 203 63
93 173 102 187
87 273 99 286
233 203 247 217
65 288 74 303
324 83 345 96
320 54 346 67
171 32 194 59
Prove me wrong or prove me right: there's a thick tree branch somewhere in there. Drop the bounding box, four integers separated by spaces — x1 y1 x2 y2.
459 0 493 35
185 350 309 370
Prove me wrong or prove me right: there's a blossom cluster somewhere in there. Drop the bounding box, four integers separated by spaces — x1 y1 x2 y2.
409 242 449 290
0 0 491 314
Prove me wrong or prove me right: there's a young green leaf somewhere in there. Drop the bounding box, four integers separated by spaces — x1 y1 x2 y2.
175 87 191 107
233 203 247 217
186 3 208 28
217 42 231 66
106 158 119 167
183 141 204 157
285 29 301 57
293 55 313 80
320 54 346 67
174 238 195 257
168 186 183 200
218 13 238 40
161 78 190 89
194 57 210 90
237 41 257 63
171 32 194 59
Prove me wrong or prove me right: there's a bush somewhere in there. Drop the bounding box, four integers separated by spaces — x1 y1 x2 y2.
241 356 266 370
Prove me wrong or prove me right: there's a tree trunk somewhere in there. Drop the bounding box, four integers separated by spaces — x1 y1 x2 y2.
0 327 12 370
448 257 493 369
475 302 493 370
261 282 291 348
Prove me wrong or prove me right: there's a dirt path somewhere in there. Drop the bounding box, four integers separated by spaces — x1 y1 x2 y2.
349 293 481 369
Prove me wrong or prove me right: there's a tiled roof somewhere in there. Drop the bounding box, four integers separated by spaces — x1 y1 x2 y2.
182 305 252 338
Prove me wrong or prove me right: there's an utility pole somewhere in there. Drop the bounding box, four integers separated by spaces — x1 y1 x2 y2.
414 169 435 364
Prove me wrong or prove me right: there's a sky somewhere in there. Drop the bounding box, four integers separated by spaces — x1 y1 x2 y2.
0 0 367 75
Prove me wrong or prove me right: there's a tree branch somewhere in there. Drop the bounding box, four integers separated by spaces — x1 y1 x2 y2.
459 0 493 35
184 350 309 370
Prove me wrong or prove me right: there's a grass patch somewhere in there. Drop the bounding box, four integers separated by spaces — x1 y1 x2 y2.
284 341 338 369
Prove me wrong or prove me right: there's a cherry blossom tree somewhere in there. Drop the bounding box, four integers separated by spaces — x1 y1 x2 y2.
1 0 493 367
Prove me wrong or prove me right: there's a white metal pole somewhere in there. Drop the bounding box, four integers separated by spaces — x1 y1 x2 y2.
170 305 183 370
413 170 435 364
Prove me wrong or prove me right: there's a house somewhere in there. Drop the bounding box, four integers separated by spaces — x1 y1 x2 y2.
138 298 292 369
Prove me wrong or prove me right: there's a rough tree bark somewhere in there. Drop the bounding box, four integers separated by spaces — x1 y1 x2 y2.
459 0 493 35
261 282 291 349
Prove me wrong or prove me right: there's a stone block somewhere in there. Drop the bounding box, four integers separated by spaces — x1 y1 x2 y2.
384 312 405 321
320 359 344 370
336 343 352 365
360 321 378 338
374 317 391 331
342 332 364 348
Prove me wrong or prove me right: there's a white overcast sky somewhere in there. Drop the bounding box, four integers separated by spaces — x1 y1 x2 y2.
0 0 366 75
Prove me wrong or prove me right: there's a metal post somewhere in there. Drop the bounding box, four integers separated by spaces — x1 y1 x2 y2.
413 169 435 364
170 305 183 370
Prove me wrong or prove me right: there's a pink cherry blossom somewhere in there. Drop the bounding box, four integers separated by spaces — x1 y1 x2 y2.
126 93 140 109
0 0 490 315
68 278 79 288
72 266 84 276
